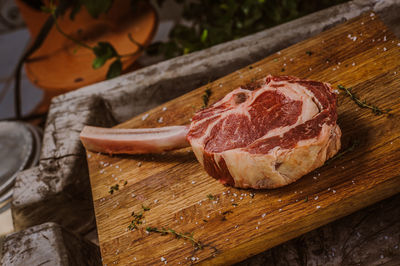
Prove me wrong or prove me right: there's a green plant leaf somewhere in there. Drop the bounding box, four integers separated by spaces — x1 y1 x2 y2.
106 59 122 79
82 0 113 18
69 3 82 20
92 42 117 69
92 56 107 69
200 29 208 43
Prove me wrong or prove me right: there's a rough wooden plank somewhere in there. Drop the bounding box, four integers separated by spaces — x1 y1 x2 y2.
87 13 400 265
0 222 101 266
238 193 400 265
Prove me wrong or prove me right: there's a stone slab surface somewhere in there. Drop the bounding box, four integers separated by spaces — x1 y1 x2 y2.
0 222 101 266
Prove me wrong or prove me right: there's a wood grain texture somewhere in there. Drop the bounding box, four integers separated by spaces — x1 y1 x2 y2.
86 13 400 265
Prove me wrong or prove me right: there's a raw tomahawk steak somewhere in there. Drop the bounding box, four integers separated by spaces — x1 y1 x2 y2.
80 75 341 189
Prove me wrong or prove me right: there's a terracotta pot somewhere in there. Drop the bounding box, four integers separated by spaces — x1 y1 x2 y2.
15 0 157 110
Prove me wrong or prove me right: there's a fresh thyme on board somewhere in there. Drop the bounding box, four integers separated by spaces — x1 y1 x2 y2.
128 205 150 231
109 184 119 194
325 139 360 165
337 85 391 115
146 227 203 250
207 194 216 200
202 88 212 108
128 212 143 231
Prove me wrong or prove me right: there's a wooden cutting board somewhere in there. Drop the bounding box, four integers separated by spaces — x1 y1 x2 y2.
86 13 400 265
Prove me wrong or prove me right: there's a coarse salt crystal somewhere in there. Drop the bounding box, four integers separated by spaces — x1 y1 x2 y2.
256 226 259 230
137 162 142 167
278 209 282 212
141 114 149 121
262 213 266 218
278 199 282 202
158 117 163 123
352 62 356 66
180 216 183 220
162 107 167 111
383 47 387 51
370 12 375 17
277 51 281 55
316 205 321 209
233 193 237 197
313 176 318 180
384 36 387 41
154 199 159 204
191 181 196 184
161 257 166 262
314 196 319 200
87 154 91 158
333 190 336 194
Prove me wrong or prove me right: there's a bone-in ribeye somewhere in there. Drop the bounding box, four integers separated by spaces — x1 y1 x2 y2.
80 75 341 189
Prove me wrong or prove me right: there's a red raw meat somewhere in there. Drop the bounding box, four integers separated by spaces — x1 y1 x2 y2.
80 75 341 189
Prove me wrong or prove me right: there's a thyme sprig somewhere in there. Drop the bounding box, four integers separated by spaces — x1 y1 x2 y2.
325 139 360 166
146 227 203 250
207 194 216 200
109 184 119 194
338 85 391 115
202 88 212 108
128 211 143 231
128 205 150 230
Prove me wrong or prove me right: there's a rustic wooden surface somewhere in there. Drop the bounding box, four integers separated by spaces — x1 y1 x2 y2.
86 13 400 265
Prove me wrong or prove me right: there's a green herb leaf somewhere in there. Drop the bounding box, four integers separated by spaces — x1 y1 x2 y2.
337 85 391 115
202 88 212 108
142 205 150 211
146 227 203 250
106 59 122 79
306 50 313 56
82 0 112 18
109 184 119 194
69 4 82 20
207 194 216 200
325 139 360 165
201 29 208 43
92 42 118 69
